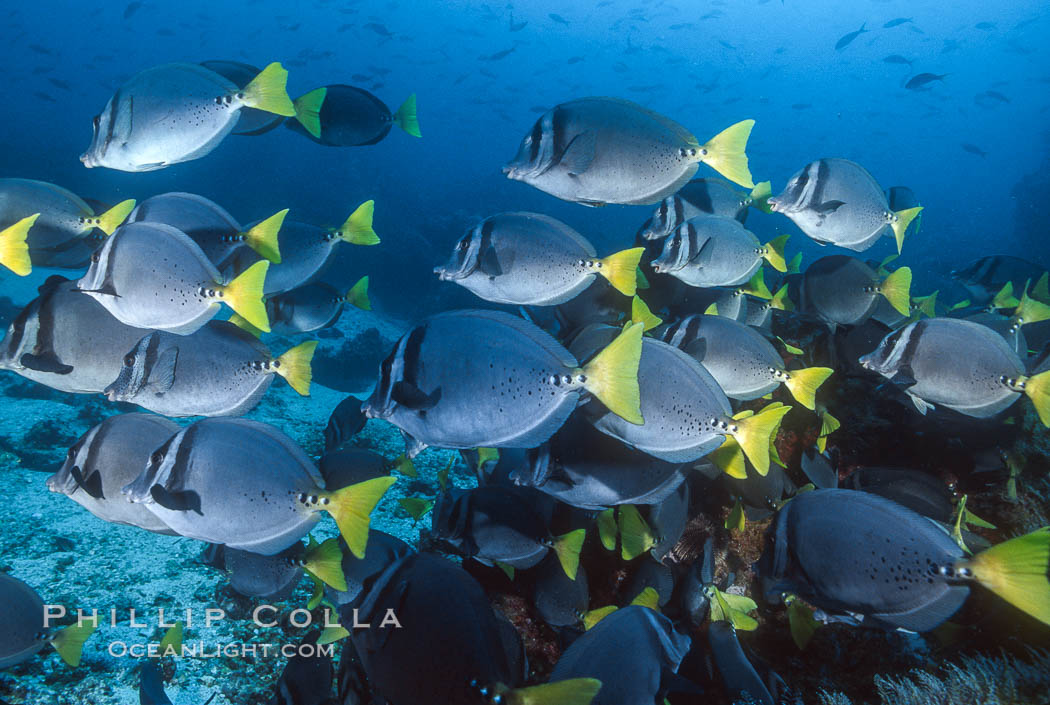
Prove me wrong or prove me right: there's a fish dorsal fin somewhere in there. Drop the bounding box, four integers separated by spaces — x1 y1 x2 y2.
147 347 179 395
558 130 597 176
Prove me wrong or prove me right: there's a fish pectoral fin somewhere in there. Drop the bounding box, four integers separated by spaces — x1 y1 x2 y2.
70 466 105 500
391 380 442 411
400 430 428 459
146 347 179 394
479 245 503 277
816 200 845 217
682 338 707 362
20 351 73 375
557 129 597 176
906 392 933 415
150 484 203 515
686 236 714 268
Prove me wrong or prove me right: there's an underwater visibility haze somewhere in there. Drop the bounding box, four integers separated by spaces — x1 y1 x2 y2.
1 0 1050 703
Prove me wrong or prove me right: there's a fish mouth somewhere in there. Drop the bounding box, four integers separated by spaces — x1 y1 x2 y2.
857 352 874 369
766 197 782 212
80 152 95 168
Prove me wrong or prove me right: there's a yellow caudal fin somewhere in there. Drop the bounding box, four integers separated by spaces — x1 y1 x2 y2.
630 587 660 611
50 617 97 667
704 302 719 316
915 291 938 318
787 252 802 275
397 497 433 520
762 233 789 273
303 536 347 591
710 436 747 479
553 528 586 580
783 367 833 411
594 247 644 296
345 275 370 310
1033 272 1050 303
1017 293 1050 325
879 266 912 316
730 403 791 476
227 312 263 338
241 62 296 116
617 504 655 560
393 93 421 137
275 340 318 395
243 209 286 263
158 621 183 657
876 253 898 278
817 410 840 452
1023 369 1050 427
581 322 644 424
223 261 271 332
741 267 772 300
583 606 617 630
959 527 1050 625
631 295 662 331
318 624 350 646
993 281 1019 310
322 476 397 559
293 87 327 139
337 200 379 245
725 497 745 531
785 594 820 650
697 119 755 188
0 213 37 276
748 180 773 213
890 206 923 254
635 265 650 290
95 199 136 235
771 284 793 311
505 678 602 705
596 508 617 551
392 454 417 478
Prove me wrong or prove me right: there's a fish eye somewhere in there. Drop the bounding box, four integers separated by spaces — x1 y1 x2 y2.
458 238 469 251
123 353 135 367
92 114 100 129
90 250 101 263
66 445 78 459
150 450 164 465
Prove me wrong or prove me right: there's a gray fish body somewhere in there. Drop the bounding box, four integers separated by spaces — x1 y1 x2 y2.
435 212 603 306
531 552 589 627
662 314 784 400
0 278 153 394
860 318 1025 418
769 158 893 251
78 221 227 334
81 63 248 171
363 309 590 452
639 178 749 241
963 311 1027 357
324 530 412 608
950 255 1047 306
225 543 304 600
651 216 763 287
0 178 96 251
231 221 333 295
284 84 394 146
801 255 882 326
269 283 345 334
319 448 388 492
708 622 775 705
504 97 702 206
570 324 733 463
0 574 48 669
46 413 178 534
128 192 245 267
123 417 324 555
648 482 689 560
743 296 775 330
104 320 277 417
517 415 688 510
760 489 969 632
550 606 692 705
432 486 554 569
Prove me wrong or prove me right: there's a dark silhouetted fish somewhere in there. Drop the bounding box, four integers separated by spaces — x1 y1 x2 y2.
834 23 868 50
905 72 947 90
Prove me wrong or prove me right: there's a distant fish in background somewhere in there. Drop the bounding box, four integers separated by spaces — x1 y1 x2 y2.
882 17 912 28
905 72 948 90
882 54 913 66
961 142 988 157
123 1 142 19
975 90 1010 106
364 22 394 37
81 62 295 171
549 13 569 25
975 21 997 30
834 23 868 50
482 46 516 61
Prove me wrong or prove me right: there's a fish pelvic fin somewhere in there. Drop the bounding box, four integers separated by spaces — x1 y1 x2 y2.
240 62 295 116
696 119 755 189
293 87 327 139
889 206 923 254
762 233 789 272
222 260 271 332
730 403 791 476
303 536 348 591
500 678 602 705
631 295 662 331
321 475 397 559
50 617 98 667
1022 369 1050 427
617 504 656 560
879 266 912 316
338 200 379 245
958 527 1050 626
553 528 586 580
345 275 371 310
91 199 136 236
592 247 643 296
580 321 644 425
393 93 421 137
275 340 318 395
0 213 37 276
783 367 833 411
243 209 286 263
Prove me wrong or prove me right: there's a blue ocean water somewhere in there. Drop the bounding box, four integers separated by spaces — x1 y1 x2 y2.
1 0 1049 703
